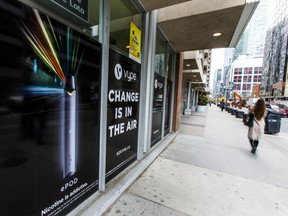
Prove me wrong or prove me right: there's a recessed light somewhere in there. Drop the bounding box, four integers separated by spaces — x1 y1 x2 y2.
186 64 190 66
213 32 222 37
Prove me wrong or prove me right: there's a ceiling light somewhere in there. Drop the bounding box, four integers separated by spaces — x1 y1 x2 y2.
186 64 190 66
193 75 197 77
213 32 222 37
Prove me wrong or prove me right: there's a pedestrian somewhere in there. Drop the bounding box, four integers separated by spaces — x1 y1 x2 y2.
247 98 266 154
220 99 225 111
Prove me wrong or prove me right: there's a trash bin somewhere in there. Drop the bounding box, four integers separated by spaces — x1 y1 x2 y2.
265 108 281 134
227 107 232 113
236 110 244 118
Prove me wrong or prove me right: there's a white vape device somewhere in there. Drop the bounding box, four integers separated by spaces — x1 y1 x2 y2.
63 75 77 178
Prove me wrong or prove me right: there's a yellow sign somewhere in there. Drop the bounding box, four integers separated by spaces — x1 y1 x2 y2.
129 22 141 63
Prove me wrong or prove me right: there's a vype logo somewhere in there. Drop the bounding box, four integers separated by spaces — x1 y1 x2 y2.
114 63 123 80
154 79 158 89
114 63 137 82
154 79 163 89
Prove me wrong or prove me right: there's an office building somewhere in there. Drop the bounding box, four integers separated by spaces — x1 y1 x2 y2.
260 0 288 98
231 55 263 98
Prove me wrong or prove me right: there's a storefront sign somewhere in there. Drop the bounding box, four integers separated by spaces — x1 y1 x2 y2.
50 0 88 22
0 2 100 215
106 49 141 181
129 21 141 63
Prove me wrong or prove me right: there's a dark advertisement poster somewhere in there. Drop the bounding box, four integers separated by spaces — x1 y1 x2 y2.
50 0 88 22
0 1 100 216
106 49 140 182
151 73 164 146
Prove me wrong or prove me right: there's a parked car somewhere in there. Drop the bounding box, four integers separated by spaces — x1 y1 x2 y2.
275 103 288 117
265 103 280 113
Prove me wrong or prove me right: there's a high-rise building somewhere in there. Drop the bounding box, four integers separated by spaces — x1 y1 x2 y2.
260 0 288 98
213 69 223 98
235 0 269 58
246 0 270 57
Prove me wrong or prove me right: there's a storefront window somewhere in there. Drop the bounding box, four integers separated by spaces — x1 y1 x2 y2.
151 32 166 146
110 0 142 59
164 49 174 135
154 33 166 76
0 1 102 215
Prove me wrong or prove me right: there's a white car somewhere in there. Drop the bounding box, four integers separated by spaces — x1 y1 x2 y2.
265 103 280 113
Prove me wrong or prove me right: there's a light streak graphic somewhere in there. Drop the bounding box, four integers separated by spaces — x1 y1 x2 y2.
20 9 84 178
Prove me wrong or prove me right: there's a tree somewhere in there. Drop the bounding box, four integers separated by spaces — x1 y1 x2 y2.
198 92 208 105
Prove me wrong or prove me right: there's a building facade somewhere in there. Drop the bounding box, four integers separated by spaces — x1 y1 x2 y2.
232 56 263 98
182 49 212 114
260 0 288 99
0 0 258 216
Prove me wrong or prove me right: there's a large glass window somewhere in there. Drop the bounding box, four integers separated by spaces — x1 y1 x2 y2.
235 84 241 90
254 67 262 74
0 1 102 215
242 84 251 91
244 67 253 75
154 33 166 76
234 68 243 75
233 76 242 82
151 31 166 146
110 0 142 57
164 49 174 135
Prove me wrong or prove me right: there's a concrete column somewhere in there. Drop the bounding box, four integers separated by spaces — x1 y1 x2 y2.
195 90 199 106
184 82 192 115
191 88 196 111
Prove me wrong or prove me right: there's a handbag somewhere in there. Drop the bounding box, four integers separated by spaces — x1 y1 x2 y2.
246 113 254 127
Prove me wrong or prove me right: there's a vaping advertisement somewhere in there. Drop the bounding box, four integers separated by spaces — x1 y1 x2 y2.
106 49 141 182
151 73 165 146
0 1 101 216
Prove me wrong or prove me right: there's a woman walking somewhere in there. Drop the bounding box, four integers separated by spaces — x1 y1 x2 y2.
248 98 266 154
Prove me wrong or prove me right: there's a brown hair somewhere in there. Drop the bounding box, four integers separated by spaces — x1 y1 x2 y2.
254 98 265 120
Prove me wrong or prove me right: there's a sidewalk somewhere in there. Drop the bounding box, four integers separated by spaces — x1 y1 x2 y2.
103 105 288 215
